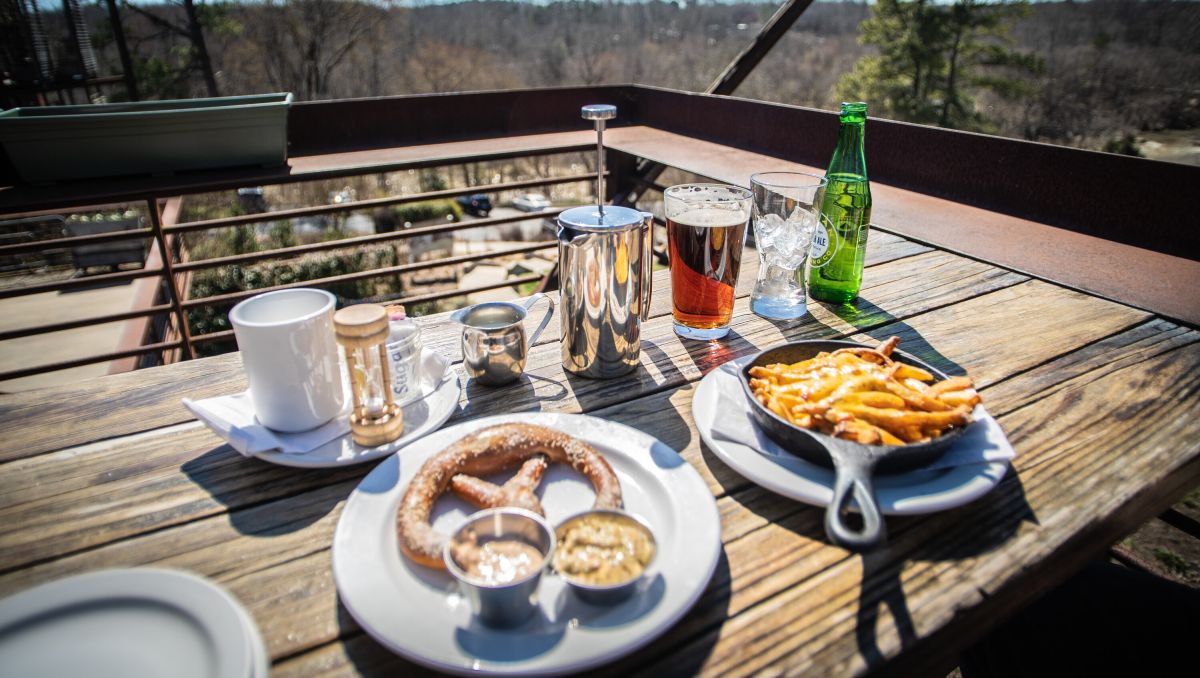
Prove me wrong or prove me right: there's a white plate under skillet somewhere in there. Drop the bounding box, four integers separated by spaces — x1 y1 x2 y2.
0 568 267 678
694 358 1010 515
332 412 721 676
254 349 462 469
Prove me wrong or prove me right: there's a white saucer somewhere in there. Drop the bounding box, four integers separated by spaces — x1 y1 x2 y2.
254 350 462 469
0 568 267 678
694 358 1012 515
332 412 721 676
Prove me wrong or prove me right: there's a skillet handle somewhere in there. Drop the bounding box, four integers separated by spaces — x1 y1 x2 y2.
825 453 886 550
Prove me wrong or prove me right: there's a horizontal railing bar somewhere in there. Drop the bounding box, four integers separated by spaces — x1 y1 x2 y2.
183 241 558 312
166 173 597 234
175 208 565 273
0 339 182 382
0 304 174 342
0 227 153 256
189 329 233 345
628 176 668 193
392 273 544 308
1 142 595 215
0 202 144 221
0 266 163 300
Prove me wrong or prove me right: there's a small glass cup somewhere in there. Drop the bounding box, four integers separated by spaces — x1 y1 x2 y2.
749 172 827 320
664 184 753 341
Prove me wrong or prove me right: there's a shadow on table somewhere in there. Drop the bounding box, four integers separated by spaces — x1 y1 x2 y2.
853 471 1037 671
815 297 967 376
181 444 356 535
456 371 569 421
692 305 1036 670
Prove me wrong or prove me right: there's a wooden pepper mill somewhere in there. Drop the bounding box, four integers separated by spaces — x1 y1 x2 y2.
333 304 404 446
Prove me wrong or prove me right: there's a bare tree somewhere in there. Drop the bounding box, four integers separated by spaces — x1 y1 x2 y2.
122 0 220 97
252 0 387 101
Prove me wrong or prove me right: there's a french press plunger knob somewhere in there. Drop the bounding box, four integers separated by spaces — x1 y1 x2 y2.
581 104 617 213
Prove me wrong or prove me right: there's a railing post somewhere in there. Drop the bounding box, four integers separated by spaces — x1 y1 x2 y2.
147 198 194 361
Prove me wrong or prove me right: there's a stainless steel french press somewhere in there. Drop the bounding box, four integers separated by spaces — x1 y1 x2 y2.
557 105 655 379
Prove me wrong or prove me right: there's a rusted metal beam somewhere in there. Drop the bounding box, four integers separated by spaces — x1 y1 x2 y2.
0 227 152 256
165 172 597 234
174 209 565 273
614 1 815 206
188 271 548 346
1 134 599 214
0 265 161 300
147 199 193 359
0 304 173 342
707 0 817 96
0 339 182 382
182 241 557 312
391 274 544 309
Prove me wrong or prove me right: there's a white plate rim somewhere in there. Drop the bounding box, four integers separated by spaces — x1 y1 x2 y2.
693 358 1009 515
0 567 263 678
253 358 462 469
332 411 722 676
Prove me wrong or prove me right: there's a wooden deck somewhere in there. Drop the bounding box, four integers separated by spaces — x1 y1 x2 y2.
1 223 1197 675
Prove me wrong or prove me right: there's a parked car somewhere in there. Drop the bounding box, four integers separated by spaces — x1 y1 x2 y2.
513 192 552 212
456 193 492 217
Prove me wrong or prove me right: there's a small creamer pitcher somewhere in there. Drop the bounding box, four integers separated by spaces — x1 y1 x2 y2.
452 294 555 386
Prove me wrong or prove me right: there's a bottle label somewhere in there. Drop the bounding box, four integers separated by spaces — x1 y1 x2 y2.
809 214 840 268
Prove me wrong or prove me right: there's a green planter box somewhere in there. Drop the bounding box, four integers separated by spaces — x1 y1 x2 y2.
0 93 292 184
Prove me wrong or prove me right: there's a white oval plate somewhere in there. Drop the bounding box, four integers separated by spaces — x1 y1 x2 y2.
255 350 462 468
0 568 267 678
694 358 1010 515
332 412 721 676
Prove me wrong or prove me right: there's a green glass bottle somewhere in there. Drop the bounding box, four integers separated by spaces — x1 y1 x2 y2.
809 102 872 304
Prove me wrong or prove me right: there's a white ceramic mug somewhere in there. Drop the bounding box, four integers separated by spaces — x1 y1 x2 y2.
229 288 346 432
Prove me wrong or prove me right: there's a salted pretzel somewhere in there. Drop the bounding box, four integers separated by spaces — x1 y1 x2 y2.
396 423 623 568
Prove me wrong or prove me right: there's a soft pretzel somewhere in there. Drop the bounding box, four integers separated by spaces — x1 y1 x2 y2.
396 423 623 568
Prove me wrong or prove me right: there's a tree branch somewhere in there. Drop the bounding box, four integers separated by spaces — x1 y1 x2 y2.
122 2 190 39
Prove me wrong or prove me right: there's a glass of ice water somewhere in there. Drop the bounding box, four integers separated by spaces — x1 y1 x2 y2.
749 172 828 320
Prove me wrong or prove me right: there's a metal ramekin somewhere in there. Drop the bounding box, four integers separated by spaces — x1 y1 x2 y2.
554 509 658 605
443 507 556 627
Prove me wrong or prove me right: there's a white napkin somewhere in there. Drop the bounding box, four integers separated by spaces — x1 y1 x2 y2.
184 349 451 457
708 360 1015 471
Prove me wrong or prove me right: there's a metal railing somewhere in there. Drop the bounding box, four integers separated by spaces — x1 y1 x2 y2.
2 85 1194 387
0 153 603 383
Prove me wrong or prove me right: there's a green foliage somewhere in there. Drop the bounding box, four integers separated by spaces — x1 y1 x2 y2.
188 246 401 356
837 0 1042 132
266 221 297 249
224 225 259 255
1102 134 1144 158
418 170 448 192
1153 547 1190 575
392 200 462 226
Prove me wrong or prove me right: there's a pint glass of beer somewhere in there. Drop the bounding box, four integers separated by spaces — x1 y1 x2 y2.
665 184 753 340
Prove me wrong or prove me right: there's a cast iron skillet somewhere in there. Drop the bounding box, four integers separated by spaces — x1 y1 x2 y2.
739 340 974 550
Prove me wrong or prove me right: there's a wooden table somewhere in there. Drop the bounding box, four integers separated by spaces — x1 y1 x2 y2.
2 227 1198 676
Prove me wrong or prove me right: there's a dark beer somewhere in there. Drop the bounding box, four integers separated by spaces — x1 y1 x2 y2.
667 208 748 336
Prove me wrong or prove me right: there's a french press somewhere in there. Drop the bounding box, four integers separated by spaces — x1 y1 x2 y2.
557 105 655 379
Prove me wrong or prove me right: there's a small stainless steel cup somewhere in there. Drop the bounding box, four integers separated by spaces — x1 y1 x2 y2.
452 293 554 386
554 509 657 605
444 508 556 627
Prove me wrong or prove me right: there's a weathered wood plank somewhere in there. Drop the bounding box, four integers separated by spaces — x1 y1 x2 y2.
0 251 1023 572
8 315 1185 675
0 233 927 461
625 341 1200 678
11 268 1151 579
845 279 1153 388
268 320 1198 678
